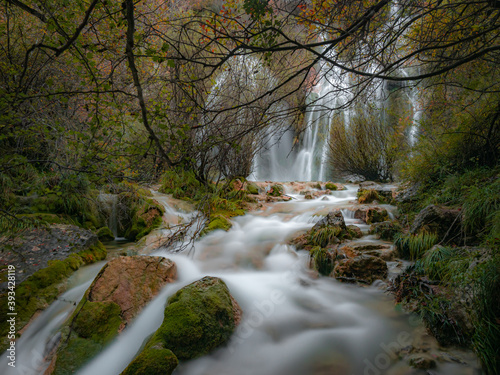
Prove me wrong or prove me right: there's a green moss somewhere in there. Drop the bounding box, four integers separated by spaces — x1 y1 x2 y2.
325 182 337 191
370 220 402 240
0 242 107 352
53 333 103 375
73 300 123 344
152 276 237 360
18 213 68 224
96 226 114 241
358 189 385 204
309 226 343 247
366 208 389 224
201 216 232 236
246 182 259 195
310 247 335 276
122 345 178 375
267 184 284 196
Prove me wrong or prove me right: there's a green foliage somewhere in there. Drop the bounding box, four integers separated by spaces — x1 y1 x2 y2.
358 189 385 204
310 247 335 276
328 105 403 182
394 232 439 260
159 169 206 200
411 246 500 373
308 226 342 247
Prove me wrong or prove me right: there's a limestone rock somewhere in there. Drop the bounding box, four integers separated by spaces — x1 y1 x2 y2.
88 256 177 323
334 254 388 284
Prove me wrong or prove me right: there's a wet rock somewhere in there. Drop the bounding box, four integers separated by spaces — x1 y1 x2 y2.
0 224 99 285
410 205 461 242
408 354 437 369
350 243 395 260
304 193 314 200
246 181 260 195
267 184 284 197
347 225 362 238
147 276 241 360
88 256 177 323
52 256 177 374
351 207 389 224
334 254 388 284
359 181 382 190
312 210 347 231
370 221 402 240
366 207 389 224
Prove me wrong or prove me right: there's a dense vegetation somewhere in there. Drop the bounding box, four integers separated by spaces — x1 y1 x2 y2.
1 0 499 373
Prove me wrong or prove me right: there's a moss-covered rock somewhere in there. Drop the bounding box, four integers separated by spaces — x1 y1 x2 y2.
347 225 363 238
151 276 241 360
366 208 389 224
370 220 402 240
267 184 284 197
96 226 114 241
53 256 177 374
334 254 388 284
123 197 164 241
0 241 107 352
201 215 232 235
121 343 178 375
246 182 259 195
325 182 338 191
73 301 123 343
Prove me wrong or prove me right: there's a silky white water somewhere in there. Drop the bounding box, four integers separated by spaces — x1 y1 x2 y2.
5 186 478 375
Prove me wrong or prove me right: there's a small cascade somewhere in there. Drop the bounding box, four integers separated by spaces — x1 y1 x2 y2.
250 125 296 181
97 193 118 238
295 60 351 182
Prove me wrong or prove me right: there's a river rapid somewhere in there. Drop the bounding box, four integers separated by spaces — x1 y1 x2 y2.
1 183 480 375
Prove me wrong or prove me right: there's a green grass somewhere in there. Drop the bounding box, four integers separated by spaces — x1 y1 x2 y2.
394 232 439 260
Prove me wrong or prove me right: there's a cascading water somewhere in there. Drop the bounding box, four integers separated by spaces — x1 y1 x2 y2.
295 57 351 182
97 193 118 238
4 187 479 375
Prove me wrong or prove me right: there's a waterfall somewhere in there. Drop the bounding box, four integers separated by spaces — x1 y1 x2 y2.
97 193 118 238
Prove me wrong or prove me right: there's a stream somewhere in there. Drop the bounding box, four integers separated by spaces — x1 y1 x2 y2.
2 184 480 375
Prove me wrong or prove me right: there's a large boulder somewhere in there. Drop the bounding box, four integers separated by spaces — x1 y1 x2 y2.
334 254 388 284
152 276 241 360
1 224 99 285
52 256 177 374
410 205 461 242
124 276 241 375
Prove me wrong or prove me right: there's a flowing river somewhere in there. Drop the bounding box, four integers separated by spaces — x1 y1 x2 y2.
2 184 480 375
